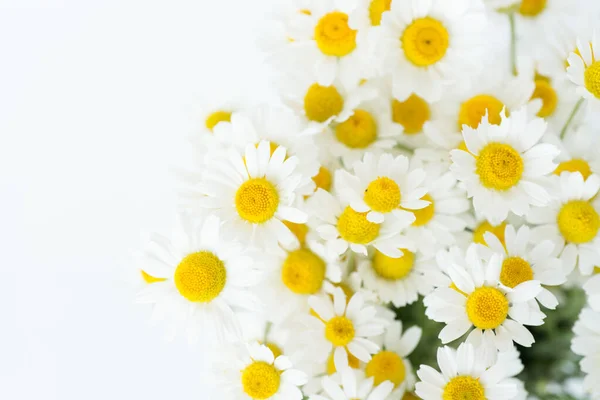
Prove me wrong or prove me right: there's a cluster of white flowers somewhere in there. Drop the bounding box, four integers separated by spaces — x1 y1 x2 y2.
134 0 600 398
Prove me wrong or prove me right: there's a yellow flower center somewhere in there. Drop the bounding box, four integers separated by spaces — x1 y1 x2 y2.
500 257 534 288
458 95 505 129
369 0 392 26
304 83 345 123
337 207 381 244
140 270 166 284
475 143 524 191
372 249 415 280
392 94 430 134
325 316 356 346
554 159 592 179
584 61 600 99
235 178 280 223
364 177 401 212
411 194 435 226
531 79 558 117
557 200 600 244
366 351 406 386
401 17 449 67
265 343 283 359
466 287 509 330
473 221 507 245
241 361 281 399
283 221 309 246
519 0 547 17
335 109 378 149
174 251 226 302
281 248 326 295
314 12 357 57
443 376 485 400
205 110 231 131
299 9 312 15
313 166 333 192
327 349 361 374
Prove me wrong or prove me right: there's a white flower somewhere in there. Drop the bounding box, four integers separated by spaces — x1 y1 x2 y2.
546 125 600 179
528 172 600 275
572 308 600 399
568 29 600 111
584 275 600 313
310 368 394 400
450 106 559 224
135 215 263 343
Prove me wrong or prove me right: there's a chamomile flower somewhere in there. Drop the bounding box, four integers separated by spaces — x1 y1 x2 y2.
192 141 308 253
450 107 559 225
568 30 600 110
336 152 429 223
378 0 486 102
218 342 308 400
310 368 395 400
545 125 600 180
134 215 263 343
307 188 415 257
583 274 600 313
528 172 600 275
572 308 600 399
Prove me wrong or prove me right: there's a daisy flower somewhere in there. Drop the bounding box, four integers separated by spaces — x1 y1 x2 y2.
478 224 566 309
135 214 263 343
545 124 600 180
528 171 600 275
306 188 415 257
192 141 308 253
310 368 395 400
336 152 429 223
572 308 600 399
377 0 486 102
568 29 600 111
584 274 600 313
218 342 308 400
450 106 559 225
415 343 523 400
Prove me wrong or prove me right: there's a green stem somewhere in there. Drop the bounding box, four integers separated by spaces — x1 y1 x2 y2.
393 142 414 154
263 322 272 344
560 98 584 140
509 13 517 76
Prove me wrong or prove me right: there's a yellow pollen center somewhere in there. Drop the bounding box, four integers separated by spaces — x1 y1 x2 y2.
314 12 357 57
402 17 449 67
325 316 356 346
392 94 430 134
327 349 360 374
335 109 378 149
283 221 309 246
366 351 406 386
337 206 381 244
500 257 534 288
519 0 547 17
554 159 592 179
369 0 392 26
205 110 231 131
313 166 333 192
235 178 280 223
265 343 283 359
443 376 485 400
531 79 558 117
466 287 509 329
372 249 415 280
304 83 345 123
476 143 524 191
141 270 166 284
174 251 226 302
241 361 281 399
459 95 505 129
584 61 600 99
411 194 435 226
473 221 507 245
557 200 600 244
281 248 326 295
364 177 401 212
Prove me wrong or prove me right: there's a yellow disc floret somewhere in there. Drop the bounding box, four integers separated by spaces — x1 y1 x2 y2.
372 249 415 280
205 110 231 131
283 221 309 246
364 177 401 213
281 248 326 295
392 94 430 134
554 159 592 179
458 95 505 129
366 351 406 386
314 12 357 57
402 17 449 67
466 287 509 329
500 257 534 288
369 0 392 26
519 0 547 17
327 349 360 374
174 251 226 302
443 376 485 400
411 194 435 226
584 62 600 99
337 206 381 244
313 166 333 192
476 143 524 191
235 178 280 223
304 83 344 123
531 79 558 117
141 270 166 284
325 316 356 346
557 200 600 244
241 361 281 399
335 109 378 149
473 221 507 245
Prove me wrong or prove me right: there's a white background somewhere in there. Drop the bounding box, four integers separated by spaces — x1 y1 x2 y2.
0 1 278 398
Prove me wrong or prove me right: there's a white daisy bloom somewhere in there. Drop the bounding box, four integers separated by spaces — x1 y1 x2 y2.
218 342 308 400
544 125 600 180
584 274 600 313
135 214 263 343
310 368 395 400
478 224 567 309
307 188 416 257
567 29 600 111
336 152 429 224
450 106 560 225
415 342 523 400
192 141 308 253
572 308 600 399
299 288 388 372
425 244 545 354
378 0 486 102
528 172 600 275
